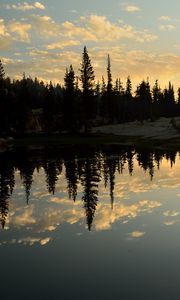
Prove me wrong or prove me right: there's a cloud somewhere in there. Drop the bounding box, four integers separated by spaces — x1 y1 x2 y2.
160 24 176 31
0 19 6 36
5 2 45 11
34 2 45 10
159 16 171 21
8 21 32 42
123 4 141 13
62 20 96 41
0 36 12 50
46 40 81 50
61 15 157 43
0 19 13 49
31 15 60 37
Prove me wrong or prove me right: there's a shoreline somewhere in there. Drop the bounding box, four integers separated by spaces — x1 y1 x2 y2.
2 117 180 151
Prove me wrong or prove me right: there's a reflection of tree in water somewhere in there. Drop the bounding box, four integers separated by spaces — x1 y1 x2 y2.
65 158 78 201
136 150 154 180
127 148 134 176
43 161 61 194
0 145 179 230
20 165 35 204
81 155 101 230
0 157 14 229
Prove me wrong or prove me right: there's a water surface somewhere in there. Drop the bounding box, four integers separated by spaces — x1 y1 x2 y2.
0 145 180 300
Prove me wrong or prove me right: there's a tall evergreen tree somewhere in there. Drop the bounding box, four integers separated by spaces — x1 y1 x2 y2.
63 64 76 131
0 60 8 133
106 54 116 123
0 60 5 88
125 76 132 100
79 46 95 133
107 54 112 94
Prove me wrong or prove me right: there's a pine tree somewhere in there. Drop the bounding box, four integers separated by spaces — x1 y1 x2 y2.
106 54 115 123
178 87 180 105
80 46 95 96
107 54 112 94
79 46 95 133
152 80 160 103
125 76 132 100
63 65 76 131
0 60 5 88
64 65 75 93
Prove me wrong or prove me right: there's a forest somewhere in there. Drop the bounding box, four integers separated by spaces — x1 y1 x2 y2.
0 46 180 136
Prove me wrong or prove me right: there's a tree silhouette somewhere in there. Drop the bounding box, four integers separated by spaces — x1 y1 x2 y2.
106 54 115 123
0 60 5 88
81 157 100 230
65 158 78 201
79 46 95 133
0 158 14 229
63 65 77 131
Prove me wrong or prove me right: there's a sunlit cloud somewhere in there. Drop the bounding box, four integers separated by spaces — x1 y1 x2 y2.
63 15 157 43
30 15 60 37
0 18 6 36
160 24 176 31
159 16 171 21
4 2 45 11
122 4 141 13
8 21 32 42
46 40 81 50
0 36 12 50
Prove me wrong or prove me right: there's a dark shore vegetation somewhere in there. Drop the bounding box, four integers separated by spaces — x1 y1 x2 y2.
1 46 180 143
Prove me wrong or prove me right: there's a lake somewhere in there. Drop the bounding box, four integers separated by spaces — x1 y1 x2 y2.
0 144 180 300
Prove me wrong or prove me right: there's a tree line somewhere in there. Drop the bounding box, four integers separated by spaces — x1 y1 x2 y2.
0 144 177 230
1 46 180 135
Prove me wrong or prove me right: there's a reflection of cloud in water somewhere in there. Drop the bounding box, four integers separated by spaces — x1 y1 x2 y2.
164 221 177 226
94 200 161 231
2 237 51 246
12 206 36 226
129 231 146 238
163 210 179 217
2 153 180 247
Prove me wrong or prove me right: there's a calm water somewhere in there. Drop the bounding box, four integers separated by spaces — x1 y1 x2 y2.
1 145 180 299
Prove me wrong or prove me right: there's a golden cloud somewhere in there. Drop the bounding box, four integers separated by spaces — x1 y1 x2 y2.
8 22 32 42
5 2 45 11
160 24 176 31
61 15 158 43
122 4 141 13
46 40 81 50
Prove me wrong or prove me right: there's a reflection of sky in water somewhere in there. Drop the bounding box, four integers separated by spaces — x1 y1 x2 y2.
1 152 180 299
2 156 180 246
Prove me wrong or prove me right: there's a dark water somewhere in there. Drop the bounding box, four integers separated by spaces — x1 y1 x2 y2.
1 145 180 299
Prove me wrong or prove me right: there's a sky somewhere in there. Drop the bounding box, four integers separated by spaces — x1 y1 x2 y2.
1 0 180 91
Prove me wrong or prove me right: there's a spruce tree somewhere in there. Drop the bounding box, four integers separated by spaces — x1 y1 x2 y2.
79 46 95 133
107 54 112 94
63 65 76 131
0 60 5 88
106 54 115 123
